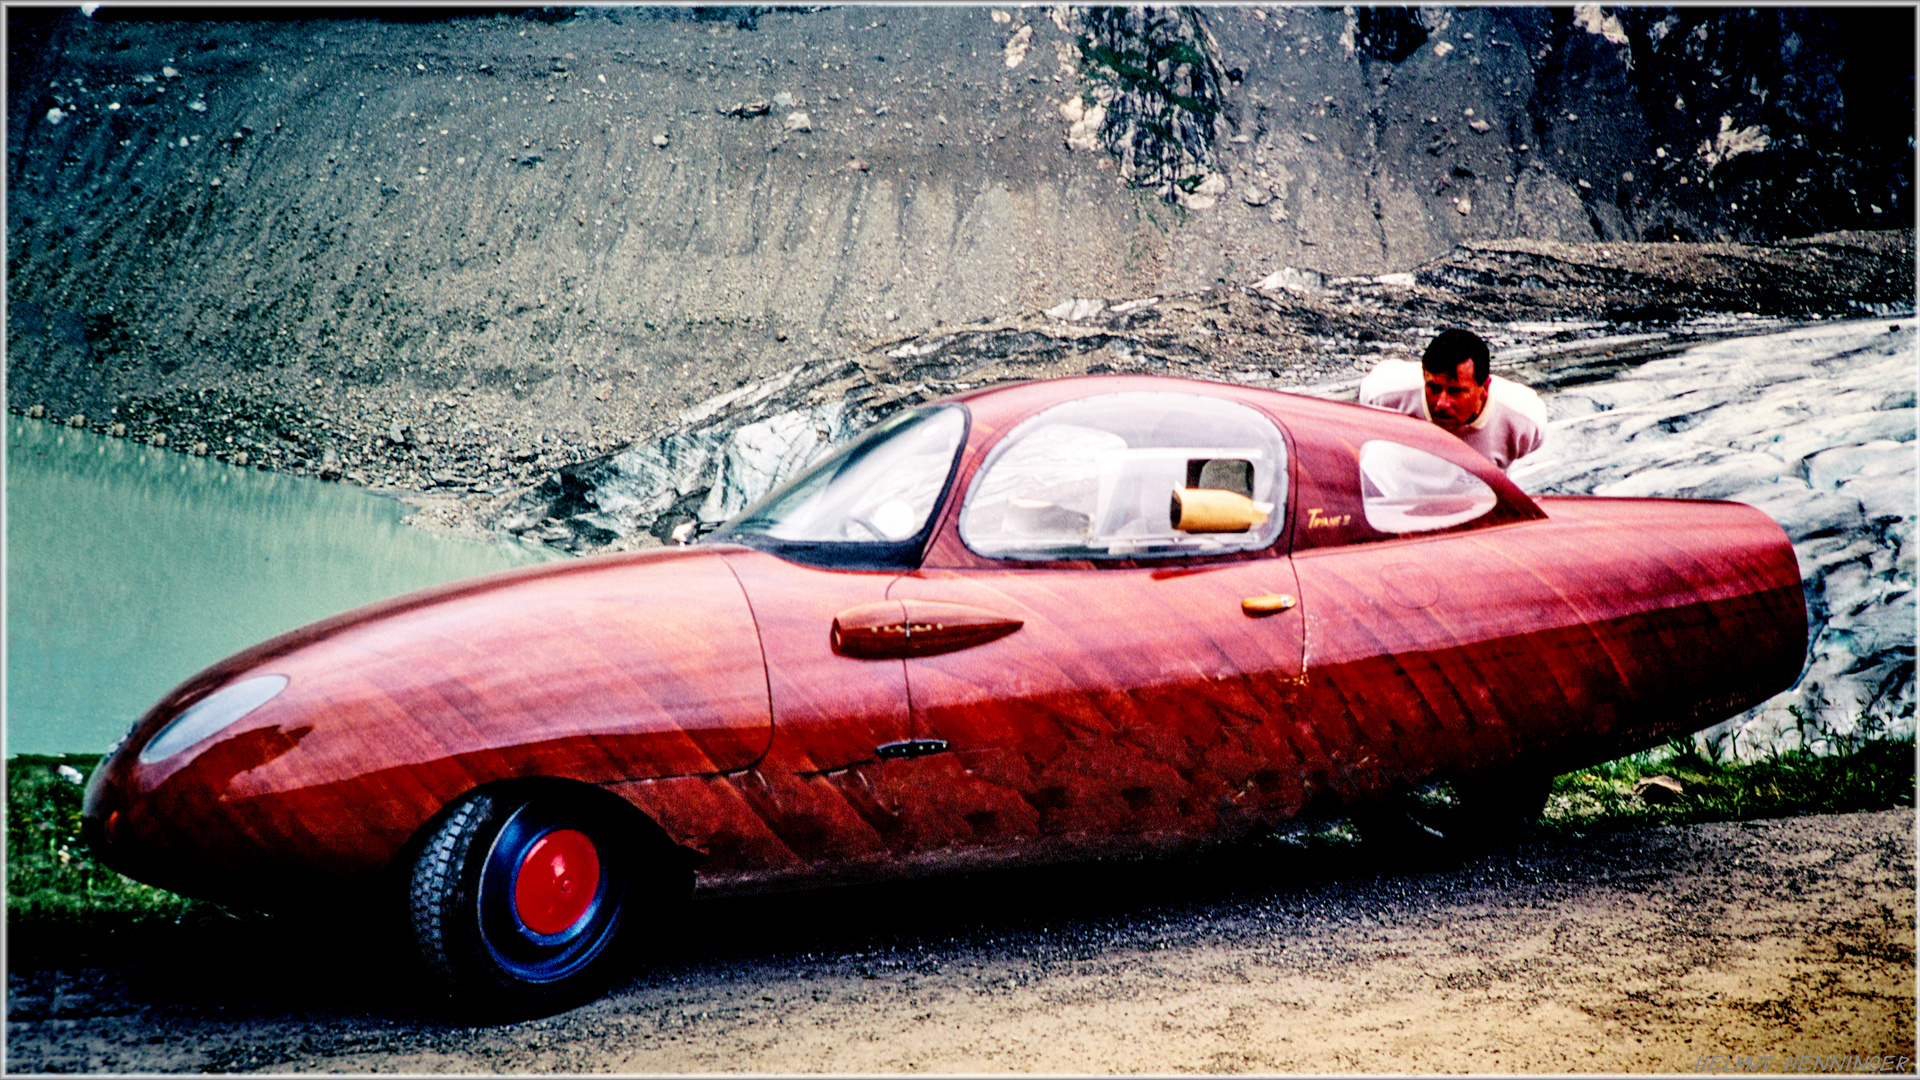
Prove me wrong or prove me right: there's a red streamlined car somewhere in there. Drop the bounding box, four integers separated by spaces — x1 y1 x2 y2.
84 375 1806 1012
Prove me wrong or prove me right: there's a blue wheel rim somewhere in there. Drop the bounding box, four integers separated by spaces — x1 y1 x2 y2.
476 800 623 984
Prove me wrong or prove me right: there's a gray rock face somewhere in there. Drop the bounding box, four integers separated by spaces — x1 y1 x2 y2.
6 6 1910 470
1512 320 1916 759
1077 7 1224 203
493 369 862 550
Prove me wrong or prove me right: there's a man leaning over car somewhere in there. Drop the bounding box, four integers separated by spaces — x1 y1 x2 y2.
1358 328 1546 472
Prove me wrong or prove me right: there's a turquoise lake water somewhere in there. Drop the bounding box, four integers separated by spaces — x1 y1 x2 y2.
6 416 562 756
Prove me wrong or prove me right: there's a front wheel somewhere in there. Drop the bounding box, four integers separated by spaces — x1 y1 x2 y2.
408 788 657 1015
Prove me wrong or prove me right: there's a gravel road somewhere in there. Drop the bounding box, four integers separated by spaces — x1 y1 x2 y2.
7 809 1911 1073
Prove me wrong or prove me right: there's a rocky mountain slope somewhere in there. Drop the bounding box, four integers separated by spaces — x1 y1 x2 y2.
7 5 1913 487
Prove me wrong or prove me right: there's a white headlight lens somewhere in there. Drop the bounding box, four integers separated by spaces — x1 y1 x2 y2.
138 675 289 764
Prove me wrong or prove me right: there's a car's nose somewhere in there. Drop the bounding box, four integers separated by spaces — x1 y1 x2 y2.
79 743 135 871
77 714 319 904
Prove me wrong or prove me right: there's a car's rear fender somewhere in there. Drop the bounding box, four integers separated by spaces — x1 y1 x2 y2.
1288 494 1806 804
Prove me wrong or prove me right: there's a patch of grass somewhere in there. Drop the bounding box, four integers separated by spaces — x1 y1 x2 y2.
1541 735 1916 836
7 754 238 963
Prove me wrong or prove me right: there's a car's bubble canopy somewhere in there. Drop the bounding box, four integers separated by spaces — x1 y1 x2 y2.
959 392 1288 560
712 405 968 567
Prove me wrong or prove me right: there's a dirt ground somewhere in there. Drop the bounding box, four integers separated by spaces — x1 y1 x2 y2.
7 809 1912 1073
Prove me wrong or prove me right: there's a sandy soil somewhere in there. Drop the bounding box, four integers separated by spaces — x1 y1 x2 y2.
7 809 1912 1073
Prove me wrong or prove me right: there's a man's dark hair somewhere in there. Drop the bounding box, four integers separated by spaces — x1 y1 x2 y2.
1421 328 1491 383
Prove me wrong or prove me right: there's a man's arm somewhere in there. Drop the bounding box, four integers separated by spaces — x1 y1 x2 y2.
1489 376 1548 464
1359 359 1426 416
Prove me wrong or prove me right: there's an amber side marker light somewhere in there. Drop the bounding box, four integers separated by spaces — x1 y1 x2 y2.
1242 593 1298 616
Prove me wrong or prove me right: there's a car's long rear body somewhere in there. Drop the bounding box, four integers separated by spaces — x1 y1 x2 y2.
1289 494 1805 798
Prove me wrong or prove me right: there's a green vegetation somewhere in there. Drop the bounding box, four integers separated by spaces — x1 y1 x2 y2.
1539 735 1915 836
1079 35 1218 121
7 754 226 942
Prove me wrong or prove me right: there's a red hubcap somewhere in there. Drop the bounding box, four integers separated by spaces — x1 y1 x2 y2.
512 828 600 936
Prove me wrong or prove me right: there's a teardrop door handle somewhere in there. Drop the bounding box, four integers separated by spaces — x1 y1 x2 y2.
832 600 1024 659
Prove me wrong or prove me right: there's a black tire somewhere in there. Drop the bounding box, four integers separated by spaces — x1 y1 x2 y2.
1353 772 1551 868
408 788 660 1016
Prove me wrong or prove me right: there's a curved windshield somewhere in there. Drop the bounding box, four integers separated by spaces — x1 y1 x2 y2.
710 405 968 567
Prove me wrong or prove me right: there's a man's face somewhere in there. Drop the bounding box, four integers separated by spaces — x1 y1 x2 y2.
1423 359 1491 434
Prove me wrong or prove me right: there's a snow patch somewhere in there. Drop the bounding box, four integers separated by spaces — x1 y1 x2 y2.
1044 298 1108 322
1572 5 1630 46
1700 114 1771 170
1254 267 1326 294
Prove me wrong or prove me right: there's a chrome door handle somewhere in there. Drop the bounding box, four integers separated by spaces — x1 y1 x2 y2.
875 739 948 760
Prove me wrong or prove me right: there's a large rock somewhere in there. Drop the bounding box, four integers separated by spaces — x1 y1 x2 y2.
492 369 863 550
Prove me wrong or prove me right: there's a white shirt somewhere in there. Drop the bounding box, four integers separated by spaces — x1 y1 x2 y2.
1358 359 1547 472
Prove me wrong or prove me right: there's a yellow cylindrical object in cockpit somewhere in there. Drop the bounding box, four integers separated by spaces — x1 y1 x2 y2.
1170 488 1270 533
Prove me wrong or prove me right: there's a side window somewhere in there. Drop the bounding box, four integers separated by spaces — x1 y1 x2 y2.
960 392 1287 560
1357 440 1497 533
